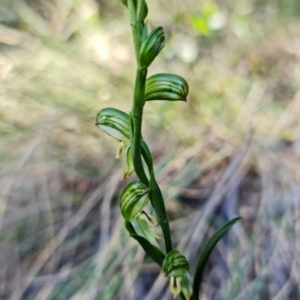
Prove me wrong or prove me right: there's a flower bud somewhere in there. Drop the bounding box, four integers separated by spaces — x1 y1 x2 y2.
96 107 130 141
162 250 189 278
145 73 189 102
162 251 192 300
120 181 149 220
139 27 165 68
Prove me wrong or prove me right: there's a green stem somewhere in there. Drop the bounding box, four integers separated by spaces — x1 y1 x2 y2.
128 0 172 253
127 0 149 185
130 22 140 63
131 67 149 185
128 0 144 63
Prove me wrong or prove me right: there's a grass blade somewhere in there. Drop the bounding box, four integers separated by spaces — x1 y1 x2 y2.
192 216 242 300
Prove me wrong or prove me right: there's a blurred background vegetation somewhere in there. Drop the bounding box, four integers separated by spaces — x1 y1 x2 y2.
1 0 300 299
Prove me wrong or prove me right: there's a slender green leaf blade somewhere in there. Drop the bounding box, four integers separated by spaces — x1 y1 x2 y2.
149 172 173 253
130 234 165 266
192 216 242 300
140 140 172 253
125 220 135 235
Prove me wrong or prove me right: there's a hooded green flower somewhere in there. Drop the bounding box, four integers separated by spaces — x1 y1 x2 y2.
162 250 193 299
120 181 159 245
96 107 134 179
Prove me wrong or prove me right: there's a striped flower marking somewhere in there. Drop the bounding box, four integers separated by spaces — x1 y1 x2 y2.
145 73 189 102
96 107 134 179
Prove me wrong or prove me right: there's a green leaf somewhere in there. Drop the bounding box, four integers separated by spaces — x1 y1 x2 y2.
125 220 135 235
139 140 172 253
130 234 165 266
192 216 242 300
145 73 189 102
149 172 173 253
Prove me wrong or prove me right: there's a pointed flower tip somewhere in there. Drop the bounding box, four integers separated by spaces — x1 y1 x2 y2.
170 277 181 299
122 145 134 180
116 141 126 159
181 271 193 300
121 170 133 181
138 210 157 226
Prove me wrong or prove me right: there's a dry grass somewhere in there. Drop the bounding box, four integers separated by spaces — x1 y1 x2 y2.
1 0 300 299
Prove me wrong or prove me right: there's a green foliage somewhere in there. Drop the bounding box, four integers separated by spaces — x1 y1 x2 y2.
192 216 242 299
130 234 165 266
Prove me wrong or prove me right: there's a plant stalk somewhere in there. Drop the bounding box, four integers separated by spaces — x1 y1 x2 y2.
131 67 149 185
128 2 172 252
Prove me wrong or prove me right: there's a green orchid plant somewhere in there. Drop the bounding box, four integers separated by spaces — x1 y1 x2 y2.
96 1 241 299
